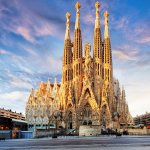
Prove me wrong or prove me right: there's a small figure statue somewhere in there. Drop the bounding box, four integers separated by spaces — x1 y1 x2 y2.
84 43 93 78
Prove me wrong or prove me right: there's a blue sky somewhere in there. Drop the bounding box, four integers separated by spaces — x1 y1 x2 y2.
0 0 150 117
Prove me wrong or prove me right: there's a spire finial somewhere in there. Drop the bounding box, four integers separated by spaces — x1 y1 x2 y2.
65 12 71 40
95 1 100 28
76 2 81 10
104 11 109 38
75 2 81 29
95 1 100 9
104 11 109 17
66 12 71 19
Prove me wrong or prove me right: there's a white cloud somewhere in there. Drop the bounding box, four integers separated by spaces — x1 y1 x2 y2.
83 14 95 25
0 49 12 55
16 26 35 43
136 36 150 44
8 73 33 90
0 91 29 115
115 17 129 29
112 50 138 60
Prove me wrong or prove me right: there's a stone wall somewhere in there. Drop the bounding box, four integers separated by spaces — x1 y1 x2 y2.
121 127 150 135
79 125 101 136
35 129 58 138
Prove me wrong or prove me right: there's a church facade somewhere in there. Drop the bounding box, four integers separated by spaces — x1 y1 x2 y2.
26 2 133 131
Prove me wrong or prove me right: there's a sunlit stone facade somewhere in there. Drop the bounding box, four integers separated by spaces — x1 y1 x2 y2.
26 2 133 130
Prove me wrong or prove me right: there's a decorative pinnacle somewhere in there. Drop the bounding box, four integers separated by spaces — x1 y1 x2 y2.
95 1 100 8
104 11 109 17
76 2 81 9
104 11 109 38
65 12 71 39
75 2 81 29
66 12 71 19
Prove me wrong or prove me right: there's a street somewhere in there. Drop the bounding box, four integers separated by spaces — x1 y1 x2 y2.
0 136 150 150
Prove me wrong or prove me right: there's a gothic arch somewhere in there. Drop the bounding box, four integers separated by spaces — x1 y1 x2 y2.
65 105 74 129
100 103 111 128
78 83 98 111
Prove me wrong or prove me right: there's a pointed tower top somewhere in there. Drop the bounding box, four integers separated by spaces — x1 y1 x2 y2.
95 1 100 8
66 12 71 18
104 11 109 18
76 2 81 9
122 85 124 91
47 78 51 89
75 2 81 29
30 88 34 99
104 11 109 38
65 12 71 40
31 88 34 91
54 77 57 83
95 1 101 28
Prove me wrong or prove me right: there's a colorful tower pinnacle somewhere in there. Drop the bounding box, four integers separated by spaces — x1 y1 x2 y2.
65 12 71 40
75 2 81 29
62 12 73 84
73 2 82 62
93 1 103 104
73 2 83 103
103 11 113 83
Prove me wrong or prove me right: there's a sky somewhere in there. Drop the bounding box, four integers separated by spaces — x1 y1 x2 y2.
0 0 150 117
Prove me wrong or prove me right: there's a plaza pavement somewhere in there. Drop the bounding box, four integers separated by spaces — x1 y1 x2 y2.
0 135 150 150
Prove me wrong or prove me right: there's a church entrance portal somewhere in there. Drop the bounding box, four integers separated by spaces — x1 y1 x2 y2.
82 103 93 125
67 111 73 129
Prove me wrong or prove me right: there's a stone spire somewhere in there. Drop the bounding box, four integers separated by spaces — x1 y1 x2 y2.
73 2 83 104
73 2 82 65
28 88 34 102
103 11 112 83
62 12 73 84
95 1 100 29
75 2 81 29
93 1 102 61
47 78 51 89
30 88 34 98
65 12 71 40
103 11 113 115
104 11 109 39
93 2 103 104
122 86 126 102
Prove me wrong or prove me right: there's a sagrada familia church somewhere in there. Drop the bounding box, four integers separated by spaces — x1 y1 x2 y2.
26 2 133 131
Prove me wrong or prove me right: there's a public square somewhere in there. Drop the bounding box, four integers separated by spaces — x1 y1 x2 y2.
0 136 150 150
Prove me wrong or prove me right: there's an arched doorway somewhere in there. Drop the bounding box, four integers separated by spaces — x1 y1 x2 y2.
100 105 106 127
100 104 111 128
82 103 92 125
67 111 73 129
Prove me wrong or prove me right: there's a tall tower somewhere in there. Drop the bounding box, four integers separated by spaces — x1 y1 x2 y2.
93 2 103 105
62 12 73 107
103 11 113 112
73 2 83 103
103 11 113 84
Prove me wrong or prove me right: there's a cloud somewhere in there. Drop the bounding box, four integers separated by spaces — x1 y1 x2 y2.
136 36 150 44
82 14 95 25
112 50 138 60
0 91 29 114
132 24 150 45
112 44 139 61
115 17 129 29
0 0 65 43
0 49 11 55
16 26 35 43
118 19 150 45
7 73 33 90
